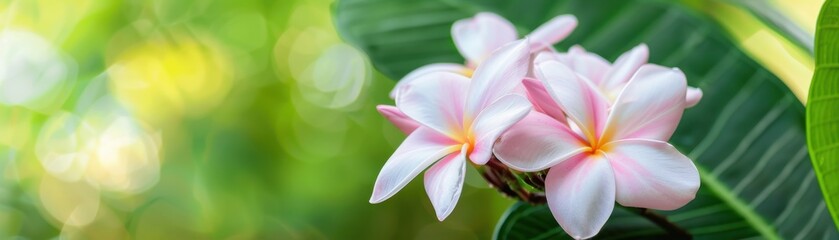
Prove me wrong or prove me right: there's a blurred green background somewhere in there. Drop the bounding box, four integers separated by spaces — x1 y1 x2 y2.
0 0 825 239
0 0 511 239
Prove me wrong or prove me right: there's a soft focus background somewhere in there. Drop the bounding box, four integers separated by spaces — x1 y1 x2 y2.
0 0 825 239
0 0 510 239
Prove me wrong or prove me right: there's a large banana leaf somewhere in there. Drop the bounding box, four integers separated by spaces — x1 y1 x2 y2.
808 0 839 232
334 0 838 239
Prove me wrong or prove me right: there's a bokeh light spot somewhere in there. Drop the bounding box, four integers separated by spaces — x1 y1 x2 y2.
35 111 96 182
38 175 100 227
0 106 37 149
0 29 76 113
86 116 161 193
108 33 232 125
295 43 372 110
59 206 128 240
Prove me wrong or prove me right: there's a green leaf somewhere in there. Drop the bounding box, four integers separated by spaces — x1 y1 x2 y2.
334 0 838 239
808 0 839 232
727 0 815 54
494 203 675 240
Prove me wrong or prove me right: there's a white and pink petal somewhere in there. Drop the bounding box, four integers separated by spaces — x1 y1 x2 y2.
390 63 469 99
535 60 609 142
466 39 531 119
522 77 566 122
565 45 611 86
685 87 703 108
603 64 687 141
601 44 648 94
452 12 518 66
603 139 699 210
468 94 532 165
424 144 469 221
377 105 420 134
545 154 616 240
370 127 460 203
396 72 470 138
494 111 588 172
527 15 577 52
534 51 563 65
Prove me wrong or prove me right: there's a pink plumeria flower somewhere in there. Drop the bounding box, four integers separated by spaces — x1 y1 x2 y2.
370 40 533 220
532 44 703 108
389 12 577 99
494 60 700 239
379 12 576 134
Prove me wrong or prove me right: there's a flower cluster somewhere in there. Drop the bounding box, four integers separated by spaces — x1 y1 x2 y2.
371 12 702 239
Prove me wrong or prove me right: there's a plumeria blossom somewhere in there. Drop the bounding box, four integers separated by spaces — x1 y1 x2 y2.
391 12 577 99
370 39 532 220
532 44 703 108
494 60 700 239
378 12 577 134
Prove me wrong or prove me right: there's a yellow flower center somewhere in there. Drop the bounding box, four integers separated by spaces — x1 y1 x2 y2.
461 67 475 78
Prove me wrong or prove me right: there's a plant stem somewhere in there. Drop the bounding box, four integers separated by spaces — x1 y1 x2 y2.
632 208 692 239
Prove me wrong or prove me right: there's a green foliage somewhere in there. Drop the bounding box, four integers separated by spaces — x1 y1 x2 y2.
2 0 524 238
334 0 838 238
494 203 668 240
808 0 839 232
729 0 815 54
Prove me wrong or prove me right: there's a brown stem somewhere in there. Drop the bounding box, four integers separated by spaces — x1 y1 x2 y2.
632 208 692 239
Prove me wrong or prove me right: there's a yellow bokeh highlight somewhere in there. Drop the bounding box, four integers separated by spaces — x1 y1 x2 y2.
35 100 162 194
0 106 35 149
35 111 96 182
38 174 100 227
108 33 232 125
85 116 161 193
